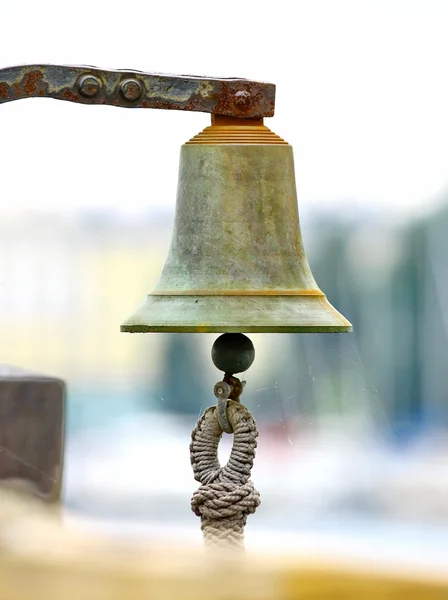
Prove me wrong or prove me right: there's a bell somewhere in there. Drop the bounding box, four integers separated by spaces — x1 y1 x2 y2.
121 116 351 333
2 64 351 550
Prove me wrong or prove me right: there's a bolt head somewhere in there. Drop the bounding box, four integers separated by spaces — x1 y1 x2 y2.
233 90 252 111
78 75 101 98
120 78 143 102
213 381 231 400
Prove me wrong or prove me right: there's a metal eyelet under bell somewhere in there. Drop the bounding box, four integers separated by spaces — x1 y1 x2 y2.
214 376 246 434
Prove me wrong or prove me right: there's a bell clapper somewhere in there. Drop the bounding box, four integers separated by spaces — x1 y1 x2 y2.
212 333 255 433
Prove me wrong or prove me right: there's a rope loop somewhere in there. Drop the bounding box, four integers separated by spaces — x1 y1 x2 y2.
190 401 260 550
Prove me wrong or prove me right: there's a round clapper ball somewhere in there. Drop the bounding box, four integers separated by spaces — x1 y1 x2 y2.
211 333 255 374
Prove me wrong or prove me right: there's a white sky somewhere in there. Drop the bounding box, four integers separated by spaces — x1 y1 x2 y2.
1 0 448 219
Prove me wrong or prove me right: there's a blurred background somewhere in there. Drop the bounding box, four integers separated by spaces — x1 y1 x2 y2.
1 0 448 571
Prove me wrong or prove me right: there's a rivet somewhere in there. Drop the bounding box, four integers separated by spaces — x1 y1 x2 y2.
233 90 252 111
78 75 101 98
120 78 143 102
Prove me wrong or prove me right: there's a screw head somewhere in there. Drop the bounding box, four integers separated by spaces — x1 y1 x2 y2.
120 78 143 102
78 75 101 98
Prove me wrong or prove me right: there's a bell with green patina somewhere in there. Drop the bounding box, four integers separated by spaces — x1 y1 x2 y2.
121 118 352 334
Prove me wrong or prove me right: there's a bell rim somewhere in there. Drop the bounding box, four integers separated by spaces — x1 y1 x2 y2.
121 324 352 333
149 291 325 296
120 294 352 334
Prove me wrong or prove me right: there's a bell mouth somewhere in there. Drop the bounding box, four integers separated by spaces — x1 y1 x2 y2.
120 294 352 334
121 128 352 335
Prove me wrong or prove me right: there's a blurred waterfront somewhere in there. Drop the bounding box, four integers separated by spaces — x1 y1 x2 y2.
1 201 448 558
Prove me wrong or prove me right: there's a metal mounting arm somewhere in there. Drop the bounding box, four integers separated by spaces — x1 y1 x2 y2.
0 64 275 118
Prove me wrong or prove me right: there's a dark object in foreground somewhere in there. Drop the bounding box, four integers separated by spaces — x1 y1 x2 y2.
0 365 65 502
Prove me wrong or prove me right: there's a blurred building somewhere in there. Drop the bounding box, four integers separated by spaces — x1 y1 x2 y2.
0 211 169 387
306 204 448 441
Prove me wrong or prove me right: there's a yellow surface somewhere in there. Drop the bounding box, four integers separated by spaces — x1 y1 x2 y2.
0 492 446 600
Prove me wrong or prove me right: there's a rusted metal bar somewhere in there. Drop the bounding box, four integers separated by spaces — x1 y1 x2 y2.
0 365 65 502
0 64 275 118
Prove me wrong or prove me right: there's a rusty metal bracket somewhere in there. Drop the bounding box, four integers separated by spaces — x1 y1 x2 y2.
0 64 275 118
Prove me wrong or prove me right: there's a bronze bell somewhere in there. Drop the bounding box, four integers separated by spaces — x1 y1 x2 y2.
121 115 351 333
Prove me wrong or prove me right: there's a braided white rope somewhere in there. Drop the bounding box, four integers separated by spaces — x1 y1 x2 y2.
190 401 260 550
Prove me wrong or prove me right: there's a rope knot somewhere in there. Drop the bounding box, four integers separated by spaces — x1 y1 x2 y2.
191 480 260 520
190 401 260 550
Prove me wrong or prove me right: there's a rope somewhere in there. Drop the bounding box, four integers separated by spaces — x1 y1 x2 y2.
190 401 260 551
